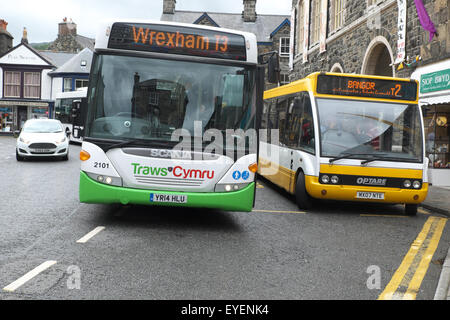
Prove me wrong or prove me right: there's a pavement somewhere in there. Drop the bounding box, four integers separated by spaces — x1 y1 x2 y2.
422 185 450 300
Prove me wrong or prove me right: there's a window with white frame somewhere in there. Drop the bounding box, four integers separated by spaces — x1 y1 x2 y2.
333 0 344 31
64 78 72 92
280 73 290 85
279 37 290 56
75 79 89 90
4 71 21 98
297 0 305 54
311 0 321 44
24 72 40 98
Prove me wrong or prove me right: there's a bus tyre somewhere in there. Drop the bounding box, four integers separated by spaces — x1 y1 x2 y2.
295 172 313 210
16 150 24 161
405 204 418 216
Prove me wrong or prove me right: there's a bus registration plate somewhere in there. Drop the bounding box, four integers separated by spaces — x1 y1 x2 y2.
356 192 385 200
150 193 187 204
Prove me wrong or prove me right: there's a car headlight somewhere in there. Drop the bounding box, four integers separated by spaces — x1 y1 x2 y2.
403 180 411 188
55 137 66 144
413 181 421 189
321 175 330 184
19 137 30 144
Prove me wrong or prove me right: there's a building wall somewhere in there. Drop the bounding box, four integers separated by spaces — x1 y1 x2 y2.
290 0 450 81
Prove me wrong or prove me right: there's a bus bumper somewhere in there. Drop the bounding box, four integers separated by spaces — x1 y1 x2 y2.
305 176 429 204
79 171 255 212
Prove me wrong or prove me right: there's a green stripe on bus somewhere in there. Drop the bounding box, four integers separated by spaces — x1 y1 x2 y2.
79 171 255 212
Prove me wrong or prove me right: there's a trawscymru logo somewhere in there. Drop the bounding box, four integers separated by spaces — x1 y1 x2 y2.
131 163 214 179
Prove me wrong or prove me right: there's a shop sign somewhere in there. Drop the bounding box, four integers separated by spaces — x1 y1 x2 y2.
420 68 450 93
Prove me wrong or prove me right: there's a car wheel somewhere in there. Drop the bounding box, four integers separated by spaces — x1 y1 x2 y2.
295 171 313 210
62 152 69 161
405 204 417 216
16 149 24 161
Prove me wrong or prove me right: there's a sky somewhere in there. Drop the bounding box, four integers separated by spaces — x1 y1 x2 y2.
2 0 292 46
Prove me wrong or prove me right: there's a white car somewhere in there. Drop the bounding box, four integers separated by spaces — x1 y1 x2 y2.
16 119 70 161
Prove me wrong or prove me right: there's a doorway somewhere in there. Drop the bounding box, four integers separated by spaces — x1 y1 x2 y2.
17 106 28 131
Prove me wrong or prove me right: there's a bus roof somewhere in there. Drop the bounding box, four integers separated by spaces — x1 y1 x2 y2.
264 72 419 104
94 19 258 64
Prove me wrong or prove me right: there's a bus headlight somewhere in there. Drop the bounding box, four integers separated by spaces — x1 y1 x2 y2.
321 175 330 184
330 175 339 184
86 172 122 187
403 180 411 188
215 183 249 192
413 181 421 189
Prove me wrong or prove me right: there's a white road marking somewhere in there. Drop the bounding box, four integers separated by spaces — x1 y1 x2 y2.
3 260 57 292
76 226 105 243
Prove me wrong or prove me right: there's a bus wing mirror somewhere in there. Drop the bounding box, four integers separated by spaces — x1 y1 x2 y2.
72 99 82 119
267 53 280 84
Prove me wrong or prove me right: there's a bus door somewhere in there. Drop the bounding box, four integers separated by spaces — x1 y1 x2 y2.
285 93 315 192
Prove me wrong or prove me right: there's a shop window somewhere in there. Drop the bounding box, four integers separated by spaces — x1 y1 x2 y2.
24 72 41 98
31 107 49 119
4 71 21 98
0 107 14 132
424 104 450 168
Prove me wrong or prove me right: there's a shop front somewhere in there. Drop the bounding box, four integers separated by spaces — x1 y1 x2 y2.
0 100 50 134
412 59 450 186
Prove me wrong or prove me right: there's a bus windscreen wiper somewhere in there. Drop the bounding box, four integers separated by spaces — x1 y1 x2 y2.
329 152 387 163
104 139 176 152
361 155 409 165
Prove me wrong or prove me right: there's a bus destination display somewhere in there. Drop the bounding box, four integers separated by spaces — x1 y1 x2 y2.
316 74 417 101
108 23 247 61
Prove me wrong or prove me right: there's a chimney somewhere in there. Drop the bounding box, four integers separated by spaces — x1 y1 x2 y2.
163 0 176 14
0 19 13 56
58 17 77 37
242 0 257 22
21 27 28 44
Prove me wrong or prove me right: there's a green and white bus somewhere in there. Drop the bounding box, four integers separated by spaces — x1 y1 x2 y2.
78 20 266 211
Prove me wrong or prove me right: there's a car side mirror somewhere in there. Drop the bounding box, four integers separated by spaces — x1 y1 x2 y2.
14 130 21 137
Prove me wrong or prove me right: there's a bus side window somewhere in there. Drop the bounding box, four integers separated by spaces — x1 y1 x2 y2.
276 98 289 145
268 98 278 144
298 92 315 153
286 97 301 148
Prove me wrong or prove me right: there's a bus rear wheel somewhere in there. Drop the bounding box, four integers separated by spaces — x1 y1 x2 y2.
405 204 417 216
295 171 313 210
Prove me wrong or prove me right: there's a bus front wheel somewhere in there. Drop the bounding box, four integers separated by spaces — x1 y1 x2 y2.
295 171 313 210
405 204 417 216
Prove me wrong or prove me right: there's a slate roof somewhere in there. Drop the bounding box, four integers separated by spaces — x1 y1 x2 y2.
48 47 93 75
38 51 76 68
161 11 290 42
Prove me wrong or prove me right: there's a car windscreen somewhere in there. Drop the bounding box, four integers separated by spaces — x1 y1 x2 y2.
22 121 63 133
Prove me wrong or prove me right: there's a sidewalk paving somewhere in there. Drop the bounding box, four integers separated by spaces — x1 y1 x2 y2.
421 185 450 217
422 186 450 300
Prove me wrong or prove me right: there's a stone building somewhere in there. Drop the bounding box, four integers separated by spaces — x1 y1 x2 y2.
48 18 94 53
0 20 13 56
289 0 450 185
161 0 291 88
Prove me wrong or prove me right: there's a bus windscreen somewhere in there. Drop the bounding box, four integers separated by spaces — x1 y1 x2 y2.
108 22 247 61
316 74 417 101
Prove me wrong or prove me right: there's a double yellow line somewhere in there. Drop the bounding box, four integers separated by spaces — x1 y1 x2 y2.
378 216 447 300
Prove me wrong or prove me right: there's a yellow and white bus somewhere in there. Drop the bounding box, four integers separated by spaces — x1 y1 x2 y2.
259 72 428 215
